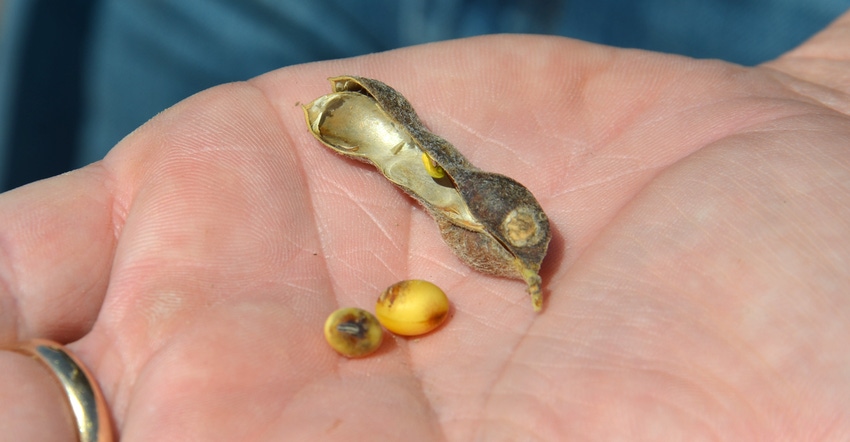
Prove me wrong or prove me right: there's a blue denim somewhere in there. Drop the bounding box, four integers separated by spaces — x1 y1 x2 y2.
0 0 847 189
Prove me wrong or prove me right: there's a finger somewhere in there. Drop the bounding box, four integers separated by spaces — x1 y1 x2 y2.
776 8 850 63
0 165 116 344
764 9 850 108
0 350 77 441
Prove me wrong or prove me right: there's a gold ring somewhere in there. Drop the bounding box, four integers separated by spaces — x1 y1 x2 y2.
15 339 113 442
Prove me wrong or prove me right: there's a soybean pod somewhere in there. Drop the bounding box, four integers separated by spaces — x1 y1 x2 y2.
304 76 551 311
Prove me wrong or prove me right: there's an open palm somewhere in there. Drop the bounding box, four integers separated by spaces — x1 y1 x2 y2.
3 12 850 441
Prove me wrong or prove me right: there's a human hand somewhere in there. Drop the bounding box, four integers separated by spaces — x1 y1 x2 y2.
2 11 849 441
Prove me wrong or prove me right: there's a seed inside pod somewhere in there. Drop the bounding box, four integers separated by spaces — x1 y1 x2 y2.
376 280 450 336
324 307 383 358
421 152 446 179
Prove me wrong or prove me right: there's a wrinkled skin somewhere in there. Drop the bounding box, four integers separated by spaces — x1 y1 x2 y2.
2 11 850 441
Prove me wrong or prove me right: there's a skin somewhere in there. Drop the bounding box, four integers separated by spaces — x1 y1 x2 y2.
1 10 850 441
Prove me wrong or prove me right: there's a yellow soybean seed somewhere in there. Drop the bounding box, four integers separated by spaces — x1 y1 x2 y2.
324 307 383 358
376 280 450 336
421 152 446 179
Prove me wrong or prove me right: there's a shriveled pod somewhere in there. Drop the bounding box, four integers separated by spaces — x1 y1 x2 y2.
376 280 450 336
324 307 383 358
304 76 551 311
